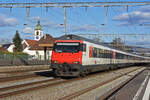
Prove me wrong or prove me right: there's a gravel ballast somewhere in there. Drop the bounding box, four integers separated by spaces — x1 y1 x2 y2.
0 65 50 73
0 67 144 100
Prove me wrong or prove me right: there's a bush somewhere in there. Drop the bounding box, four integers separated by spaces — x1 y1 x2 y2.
0 51 29 60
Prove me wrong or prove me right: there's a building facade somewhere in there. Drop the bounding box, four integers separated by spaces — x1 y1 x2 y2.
22 20 56 60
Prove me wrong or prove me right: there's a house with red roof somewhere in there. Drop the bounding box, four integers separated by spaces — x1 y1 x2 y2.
22 21 56 60
0 43 14 52
22 34 56 60
0 45 8 52
22 39 38 56
7 21 56 60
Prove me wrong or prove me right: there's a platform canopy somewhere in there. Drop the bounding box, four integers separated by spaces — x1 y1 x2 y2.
38 34 55 47
29 34 56 50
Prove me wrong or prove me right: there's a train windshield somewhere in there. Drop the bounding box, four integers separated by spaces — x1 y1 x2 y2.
54 42 80 53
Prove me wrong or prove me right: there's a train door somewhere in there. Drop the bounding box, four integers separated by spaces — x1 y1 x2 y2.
81 43 87 65
111 51 116 65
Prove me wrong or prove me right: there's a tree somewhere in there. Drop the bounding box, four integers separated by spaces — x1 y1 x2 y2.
13 30 23 52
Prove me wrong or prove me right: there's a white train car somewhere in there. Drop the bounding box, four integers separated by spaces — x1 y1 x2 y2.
51 35 150 77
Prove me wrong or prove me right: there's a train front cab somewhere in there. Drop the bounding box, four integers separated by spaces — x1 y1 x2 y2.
51 40 86 77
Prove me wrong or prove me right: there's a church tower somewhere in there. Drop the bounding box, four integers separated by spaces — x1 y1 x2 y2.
34 20 43 41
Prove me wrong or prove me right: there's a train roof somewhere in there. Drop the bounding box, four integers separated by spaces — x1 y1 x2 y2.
57 34 150 59
58 34 111 46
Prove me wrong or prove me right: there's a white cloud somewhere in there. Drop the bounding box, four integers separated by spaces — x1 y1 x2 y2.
69 24 99 32
31 16 49 23
126 37 150 42
31 17 99 33
139 5 150 12
0 14 18 27
43 21 99 32
31 16 40 20
43 21 64 29
22 27 34 33
113 7 150 26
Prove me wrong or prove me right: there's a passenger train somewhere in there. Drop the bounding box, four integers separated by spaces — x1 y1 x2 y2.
51 35 150 77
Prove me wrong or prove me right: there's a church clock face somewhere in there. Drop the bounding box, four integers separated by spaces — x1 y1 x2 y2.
36 36 39 40
36 31 39 35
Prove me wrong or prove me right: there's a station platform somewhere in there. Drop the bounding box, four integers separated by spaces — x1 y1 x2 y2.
109 68 150 100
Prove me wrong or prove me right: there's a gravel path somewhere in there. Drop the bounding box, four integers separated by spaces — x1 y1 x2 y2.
0 67 143 100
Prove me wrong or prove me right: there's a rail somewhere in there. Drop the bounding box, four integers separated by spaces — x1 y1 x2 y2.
59 67 144 100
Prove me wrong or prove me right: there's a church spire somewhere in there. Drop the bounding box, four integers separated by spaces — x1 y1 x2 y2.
38 20 40 24
34 20 43 41
35 20 42 30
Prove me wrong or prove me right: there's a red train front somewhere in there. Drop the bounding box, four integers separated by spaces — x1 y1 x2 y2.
51 38 84 76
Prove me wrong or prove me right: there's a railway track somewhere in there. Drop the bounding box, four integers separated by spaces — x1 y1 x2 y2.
0 74 39 83
0 70 52 83
0 65 49 74
0 67 144 99
0 68 116 98
0 69 46 74
0 74 91 99
0 78 64 98
59 67 144 100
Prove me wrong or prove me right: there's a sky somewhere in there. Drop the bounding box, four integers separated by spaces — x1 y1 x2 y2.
0 0 150 47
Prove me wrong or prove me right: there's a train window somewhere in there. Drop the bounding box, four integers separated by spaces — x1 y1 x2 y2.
99 49 105 58
124 55 135 60
130 56 133 60
128 56 131 59
105 50 111 58
116 53 125 59
83 44 86 51
132 56 134 60
128 56 130 59
116 53 119 59
90 48 113 58
54 42 80 53
98 49 112 58
109 51 112 58
80 44 86 52
124 55 128 59
93 48 97 57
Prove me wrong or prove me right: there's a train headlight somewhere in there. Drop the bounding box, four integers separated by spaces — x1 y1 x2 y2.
53 61 59 64
73 61 80 64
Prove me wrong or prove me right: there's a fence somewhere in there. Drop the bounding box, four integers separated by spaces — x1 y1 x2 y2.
0 52 51 66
